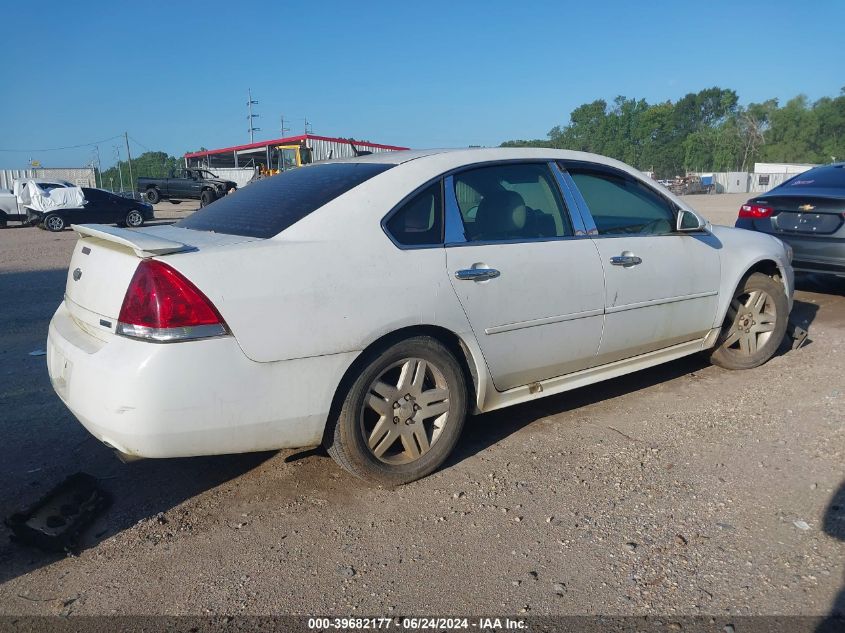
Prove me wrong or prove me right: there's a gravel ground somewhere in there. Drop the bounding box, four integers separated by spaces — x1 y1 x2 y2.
0 194 843 618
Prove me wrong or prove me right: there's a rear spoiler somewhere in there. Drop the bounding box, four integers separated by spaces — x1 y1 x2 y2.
72 224 194 258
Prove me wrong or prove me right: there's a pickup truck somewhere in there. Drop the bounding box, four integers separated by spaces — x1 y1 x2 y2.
137 168 237 206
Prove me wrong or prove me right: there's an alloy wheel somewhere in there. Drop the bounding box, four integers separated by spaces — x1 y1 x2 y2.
723 289 777 355
45 216 64 231
126 210 143 227
360 357 451 465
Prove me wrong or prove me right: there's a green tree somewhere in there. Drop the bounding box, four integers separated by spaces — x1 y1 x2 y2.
99 151 182 192
501 87 843 177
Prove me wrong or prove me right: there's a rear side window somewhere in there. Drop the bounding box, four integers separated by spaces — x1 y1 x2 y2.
177 163 393 238
453 163 573 242
384 183 443 246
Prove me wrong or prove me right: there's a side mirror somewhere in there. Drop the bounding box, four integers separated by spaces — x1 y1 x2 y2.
677 208 706 232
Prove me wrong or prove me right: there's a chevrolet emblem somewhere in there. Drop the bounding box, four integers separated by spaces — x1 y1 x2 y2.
798 204 815 212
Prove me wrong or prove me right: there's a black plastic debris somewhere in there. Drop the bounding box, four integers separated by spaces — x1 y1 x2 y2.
5 472 111 553
788 321 809 350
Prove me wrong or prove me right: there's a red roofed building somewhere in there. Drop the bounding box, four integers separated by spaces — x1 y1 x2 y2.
184 134 408 171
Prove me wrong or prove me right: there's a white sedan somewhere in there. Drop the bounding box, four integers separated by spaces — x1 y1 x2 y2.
47 148 794 485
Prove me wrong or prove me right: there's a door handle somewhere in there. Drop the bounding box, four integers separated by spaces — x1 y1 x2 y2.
610 253 642 267
455 268 501 281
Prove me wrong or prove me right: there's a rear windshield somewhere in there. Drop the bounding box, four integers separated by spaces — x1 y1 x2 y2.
782 165 845 189
177 162 394 238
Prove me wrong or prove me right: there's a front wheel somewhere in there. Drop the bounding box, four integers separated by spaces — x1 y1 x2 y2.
325 336 467 486
42 213 65 232
200 189 217 207
709 272 789 370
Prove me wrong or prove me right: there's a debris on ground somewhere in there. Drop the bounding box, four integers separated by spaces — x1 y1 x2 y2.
5 472 111 553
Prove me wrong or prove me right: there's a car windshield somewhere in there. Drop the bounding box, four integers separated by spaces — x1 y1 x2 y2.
195 169 218 179
37 182 67 192
176 162 394 238
783 165 845 189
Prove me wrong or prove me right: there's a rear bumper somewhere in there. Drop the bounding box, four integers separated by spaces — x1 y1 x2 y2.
47 301 356 458
792 259 845 277
736 219 845 277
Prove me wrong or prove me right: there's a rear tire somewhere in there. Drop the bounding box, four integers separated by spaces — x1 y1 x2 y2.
124 209 144 228
42 214 65 232
709 272 789 370
324 336 467 486
145 188 160 204
200 189 217 207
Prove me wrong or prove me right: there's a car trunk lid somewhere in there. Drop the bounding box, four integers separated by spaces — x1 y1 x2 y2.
749 194 845 236
64 224 259 339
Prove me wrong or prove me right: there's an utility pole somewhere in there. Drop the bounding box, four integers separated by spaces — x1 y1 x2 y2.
280 114 289 138
114 146 125 192
124 132 134 193
247 89 260 142
94 145 103 188
304 116 312 135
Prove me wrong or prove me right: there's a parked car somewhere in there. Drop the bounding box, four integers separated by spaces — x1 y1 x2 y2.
0 179 77 227
47 148 793 485
736 163 844 278
116 190 148 202
137 168 237 207
30 187 154 232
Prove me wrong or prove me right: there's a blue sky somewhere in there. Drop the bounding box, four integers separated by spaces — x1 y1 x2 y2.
1 0 842 169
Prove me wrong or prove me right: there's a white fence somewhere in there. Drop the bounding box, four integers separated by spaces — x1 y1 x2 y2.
708 171 808 194
202 167 257 188
0 167 96 190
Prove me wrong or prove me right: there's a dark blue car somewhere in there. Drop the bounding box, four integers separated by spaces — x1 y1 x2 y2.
28 187 155 233
736 163 845 279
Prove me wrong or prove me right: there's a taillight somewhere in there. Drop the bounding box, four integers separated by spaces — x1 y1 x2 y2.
116 259 227 342
738 203 774 219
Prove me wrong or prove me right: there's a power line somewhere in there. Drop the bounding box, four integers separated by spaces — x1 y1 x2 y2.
0 134 123 152
128 135 152 153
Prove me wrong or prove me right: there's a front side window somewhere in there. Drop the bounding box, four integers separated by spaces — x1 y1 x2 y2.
453 163 572 242
385 182 442 246
567 167 676 235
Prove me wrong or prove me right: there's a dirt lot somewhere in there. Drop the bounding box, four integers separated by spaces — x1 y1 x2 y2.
0 194 843 619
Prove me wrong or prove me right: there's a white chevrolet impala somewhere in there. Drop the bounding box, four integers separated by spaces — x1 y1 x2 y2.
47 149 794 485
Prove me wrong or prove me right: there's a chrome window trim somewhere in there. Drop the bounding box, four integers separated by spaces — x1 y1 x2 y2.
549 161 594 236
383 158 572 251
444 174 467 244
